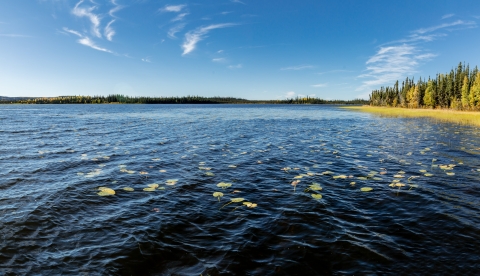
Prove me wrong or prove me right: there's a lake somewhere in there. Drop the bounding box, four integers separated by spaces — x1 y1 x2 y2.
1 104 479 275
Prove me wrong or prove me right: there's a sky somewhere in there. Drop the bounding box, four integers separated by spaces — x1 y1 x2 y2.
1 0 480 100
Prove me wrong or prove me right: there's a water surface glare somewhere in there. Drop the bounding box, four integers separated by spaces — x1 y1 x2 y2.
1 104 480 275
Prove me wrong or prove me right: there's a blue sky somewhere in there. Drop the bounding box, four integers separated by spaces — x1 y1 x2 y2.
1 0 479 100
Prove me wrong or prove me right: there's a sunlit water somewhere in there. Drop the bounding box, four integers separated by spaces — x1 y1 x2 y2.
1 104 480 275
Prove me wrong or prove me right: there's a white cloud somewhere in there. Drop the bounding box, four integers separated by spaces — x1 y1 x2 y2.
231 0 245 4
104 19 115 41
109 0 123 18
359 19 476 91
212 58 226 63
161 4 186 13
413 20 476 34
442 14 454 20
72 0 102 38
141 58 151 63
357 44 436 91
78 37 113 53
168 23 186 39
172 13 188 22
182 23 236 55
63 27 83 37
228 64 242 69
311 83 327 88
63 27 114 54
285 91 296 98
280 65 314 71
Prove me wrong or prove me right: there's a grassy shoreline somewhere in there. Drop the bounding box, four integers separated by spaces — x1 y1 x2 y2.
342 105 480 127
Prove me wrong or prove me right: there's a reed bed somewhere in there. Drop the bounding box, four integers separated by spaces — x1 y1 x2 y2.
342 105 480 127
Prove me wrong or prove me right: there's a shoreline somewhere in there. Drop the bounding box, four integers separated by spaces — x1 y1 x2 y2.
342 105 480 127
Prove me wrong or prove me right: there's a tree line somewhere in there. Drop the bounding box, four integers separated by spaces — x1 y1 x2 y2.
0 94 368 105
369 62 480 110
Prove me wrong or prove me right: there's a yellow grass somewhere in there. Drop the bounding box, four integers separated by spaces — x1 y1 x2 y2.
342 106 480 127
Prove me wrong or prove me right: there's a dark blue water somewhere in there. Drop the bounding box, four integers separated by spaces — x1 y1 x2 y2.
1 104 480 275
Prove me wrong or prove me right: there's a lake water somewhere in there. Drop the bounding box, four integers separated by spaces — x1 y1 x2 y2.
1 104 480 275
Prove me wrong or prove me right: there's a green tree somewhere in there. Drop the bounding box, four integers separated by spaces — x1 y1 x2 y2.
423 80 435 108
471 72 480 108
461 76 470 109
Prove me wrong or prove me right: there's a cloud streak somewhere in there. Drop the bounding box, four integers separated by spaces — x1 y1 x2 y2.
72 0 102 38
359 20 477 92
161 4 186 13
63 27 114 53
104 20 115 41
168 23 186 39
182 23 236 55
281 65 314 71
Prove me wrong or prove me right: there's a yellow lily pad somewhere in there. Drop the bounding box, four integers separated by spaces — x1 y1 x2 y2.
360 187 373 192
311 194 322 199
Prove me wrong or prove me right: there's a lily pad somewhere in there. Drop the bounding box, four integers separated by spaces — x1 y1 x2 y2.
213 192 224 201
205 172 215 176
424 173 434 177
123 187 134 191
360 187 373 192
311 194 322 199
143 187 156 192
97 187 115 196
166 179 178 185
217 182 232 189
148 183 159 188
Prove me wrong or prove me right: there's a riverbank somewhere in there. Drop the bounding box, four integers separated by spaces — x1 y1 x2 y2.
342 105 480 127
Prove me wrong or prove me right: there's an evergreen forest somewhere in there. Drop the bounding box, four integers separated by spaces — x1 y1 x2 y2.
369 62 480 110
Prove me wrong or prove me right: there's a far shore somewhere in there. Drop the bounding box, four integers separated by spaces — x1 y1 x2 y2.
342 105 480 127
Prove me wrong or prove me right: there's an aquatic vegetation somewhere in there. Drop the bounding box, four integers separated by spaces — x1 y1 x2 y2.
147 183 159 188
217 182 232 189
243 202 257 208
291 180 300 192
143 187 156 192
220 197 245 209
213 192 224 201
123 187 134 191
97 187 115 196
360 187 373 192
228 165 237 168
205 172 215 176
311 194 322 199
165 179 178 185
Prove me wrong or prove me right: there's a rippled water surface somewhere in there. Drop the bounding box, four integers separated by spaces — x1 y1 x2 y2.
1 104 480 275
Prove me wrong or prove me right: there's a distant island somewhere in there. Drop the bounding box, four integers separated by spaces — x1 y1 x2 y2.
0 95 367 105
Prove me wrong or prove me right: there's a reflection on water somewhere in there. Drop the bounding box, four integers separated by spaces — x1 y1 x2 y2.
1 104 480 275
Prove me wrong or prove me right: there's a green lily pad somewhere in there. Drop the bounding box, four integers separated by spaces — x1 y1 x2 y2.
309 183 322 191
143 187 156 192
213 192 224 201
97 187 115 196
217 182 232 189
360 187 373 192
311 194 322 199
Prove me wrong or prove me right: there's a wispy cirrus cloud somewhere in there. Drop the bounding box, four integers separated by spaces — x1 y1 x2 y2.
182 23 236 55
280 65 314 71
72 0 102 38
63 27 114 53
413 20 475 34
358 19 477 92
228 64 242 69
168 23 186 39
172 13 189 22
212 58 227 63
109 0 123 18
104 20 115 41
311 83 328 88
442 14 455 20
161 4 186 13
